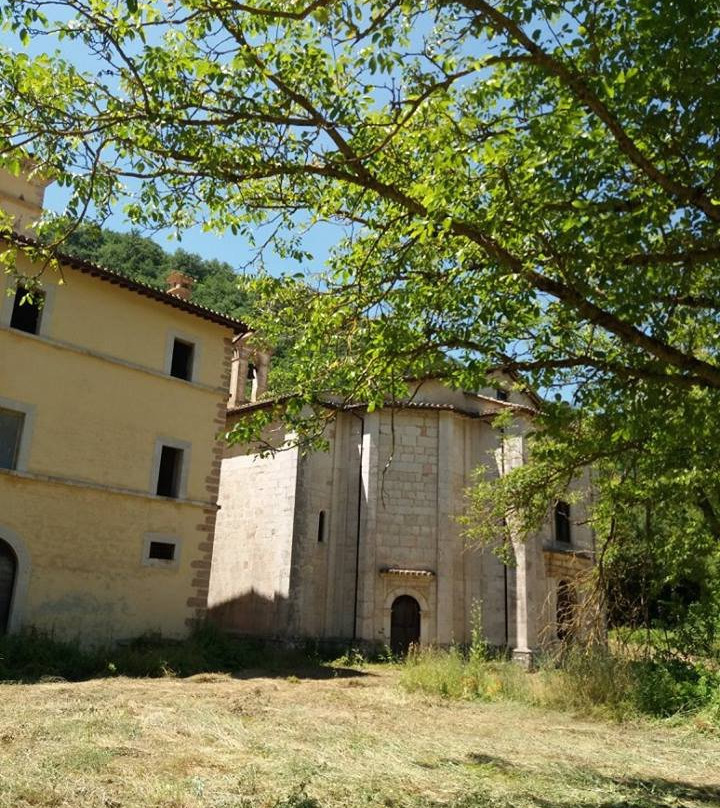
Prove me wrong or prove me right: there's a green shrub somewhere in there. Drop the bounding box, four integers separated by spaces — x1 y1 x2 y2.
532 647 637 719
0 624 313 681
630 657 720 717
398 643 720 724
0 629 100 681
400 646 530 702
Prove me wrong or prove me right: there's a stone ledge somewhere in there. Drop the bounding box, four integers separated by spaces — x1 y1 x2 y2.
543 546 594 578
379 567 436 578
0 466 219 509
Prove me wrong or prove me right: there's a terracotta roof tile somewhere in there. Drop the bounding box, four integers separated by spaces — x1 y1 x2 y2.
5 232 248 332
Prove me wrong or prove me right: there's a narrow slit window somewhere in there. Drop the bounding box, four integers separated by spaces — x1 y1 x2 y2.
0 408 25 470
10 287 44 335
317 510 326 543
148 541 176 561
245 362 256 400
170 338 194 380
156 445 183 498
554 500 571 544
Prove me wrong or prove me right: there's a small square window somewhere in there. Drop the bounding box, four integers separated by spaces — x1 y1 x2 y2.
142 534 181 568
10 287 44 335
148 541 176 561
156 445 183 498
0 408 25 470
495 388 509 402
170 338 194 381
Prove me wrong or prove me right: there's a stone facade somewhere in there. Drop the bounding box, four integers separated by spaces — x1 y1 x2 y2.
208 381 595 655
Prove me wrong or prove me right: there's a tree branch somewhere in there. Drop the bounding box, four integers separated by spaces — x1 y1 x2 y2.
458 0 720 223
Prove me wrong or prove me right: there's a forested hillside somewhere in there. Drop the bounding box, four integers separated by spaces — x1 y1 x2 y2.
63 224 253 320
62 224 298 392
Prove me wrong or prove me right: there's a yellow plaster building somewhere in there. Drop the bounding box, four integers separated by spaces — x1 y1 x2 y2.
0 168 245 642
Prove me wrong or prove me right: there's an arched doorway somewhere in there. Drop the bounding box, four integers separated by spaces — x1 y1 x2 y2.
556 579 576 642
390 595 421 655
0 539 17 635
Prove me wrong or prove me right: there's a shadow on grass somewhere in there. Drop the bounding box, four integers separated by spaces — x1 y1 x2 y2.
589 775 720 808
0 626 372 683
525 774 720 808
247 769 720 808
230 665 370 681
441 752 720 808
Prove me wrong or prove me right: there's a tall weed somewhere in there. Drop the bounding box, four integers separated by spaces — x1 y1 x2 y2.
0 624 309 681
398 644 720 723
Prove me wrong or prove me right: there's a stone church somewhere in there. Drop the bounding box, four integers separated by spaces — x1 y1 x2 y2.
208 343 595 661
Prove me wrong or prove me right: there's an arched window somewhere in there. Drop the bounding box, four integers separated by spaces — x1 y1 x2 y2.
554 500 571 544
245 362 257 400
556 580 576 641
0 539 17 635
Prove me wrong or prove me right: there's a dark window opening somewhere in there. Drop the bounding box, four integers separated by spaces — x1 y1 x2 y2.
495 388 509 402
557 579 576 641
170 338 194 380
148 541 176 561
0 408 25 471
0 539 17 634
555 500 571 544
10 287 44 335
245 362 256 399
156 445 183 498
317 510 326 543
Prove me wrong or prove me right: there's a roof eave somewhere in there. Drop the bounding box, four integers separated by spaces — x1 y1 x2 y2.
3 233 249 333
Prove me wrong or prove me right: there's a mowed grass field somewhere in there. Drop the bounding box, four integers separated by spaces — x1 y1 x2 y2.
0 664 718 808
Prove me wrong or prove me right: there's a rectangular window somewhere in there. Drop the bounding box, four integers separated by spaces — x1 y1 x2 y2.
10 287 44 335
0 408 25 470
142 534 181 568
495 388 509 402
317 510 326 543
555 501 571 544
148 541 176 561
170 338 194 381
156 445 183 498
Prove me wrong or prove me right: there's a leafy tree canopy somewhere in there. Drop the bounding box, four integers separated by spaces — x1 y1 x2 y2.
1 1 720 553
62 223 254 320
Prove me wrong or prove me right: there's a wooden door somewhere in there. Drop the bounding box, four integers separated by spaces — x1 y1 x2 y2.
0 540 16 635
390 595 420 656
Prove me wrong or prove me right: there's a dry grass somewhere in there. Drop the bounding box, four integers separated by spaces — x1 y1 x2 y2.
0 664 718 808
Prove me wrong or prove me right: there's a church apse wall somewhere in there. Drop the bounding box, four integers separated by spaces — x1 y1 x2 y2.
207 425 299 634
210 380 596 657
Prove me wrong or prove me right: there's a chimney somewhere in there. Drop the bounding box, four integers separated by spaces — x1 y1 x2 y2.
0 158 53 237
165 270 194 300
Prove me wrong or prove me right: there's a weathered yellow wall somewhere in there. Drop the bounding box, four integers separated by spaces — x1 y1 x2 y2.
2 475 208 640
3 252 227 387
0 251 233 641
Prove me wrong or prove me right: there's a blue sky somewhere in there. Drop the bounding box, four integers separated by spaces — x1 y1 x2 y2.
42 172 334 276
3 18 334 276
